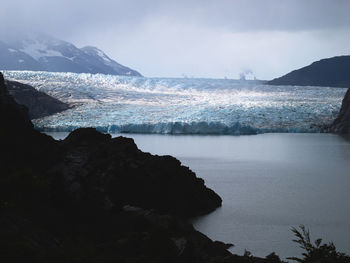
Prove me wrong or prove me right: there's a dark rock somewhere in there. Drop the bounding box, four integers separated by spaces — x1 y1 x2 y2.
0 72 58 175
213 241 234 250
54 127 222 217
63 127 112 145
5 79 70 119
268 56 350 88
330 88 350 133
0 72 32 129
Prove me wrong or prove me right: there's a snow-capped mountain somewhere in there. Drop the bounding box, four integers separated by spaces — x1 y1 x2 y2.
0 33 142 77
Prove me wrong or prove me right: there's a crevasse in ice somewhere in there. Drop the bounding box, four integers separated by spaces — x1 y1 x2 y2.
3 71 346 135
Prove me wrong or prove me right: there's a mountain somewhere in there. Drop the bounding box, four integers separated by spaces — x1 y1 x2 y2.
6 79 70 119
268 56 350 88
0 33 142 76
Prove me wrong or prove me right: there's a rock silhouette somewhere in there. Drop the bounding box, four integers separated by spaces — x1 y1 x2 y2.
269 56 350 88
331 88 350 133
6 79 70 119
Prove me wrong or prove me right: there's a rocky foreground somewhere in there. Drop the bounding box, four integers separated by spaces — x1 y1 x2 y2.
1 71 280 263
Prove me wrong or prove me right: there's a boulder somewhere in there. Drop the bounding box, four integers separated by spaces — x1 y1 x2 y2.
52 127 222 217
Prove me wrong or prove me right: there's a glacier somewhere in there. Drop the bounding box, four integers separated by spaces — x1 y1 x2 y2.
3 71 347 135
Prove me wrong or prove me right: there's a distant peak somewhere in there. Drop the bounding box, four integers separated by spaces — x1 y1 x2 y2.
268 55 350 88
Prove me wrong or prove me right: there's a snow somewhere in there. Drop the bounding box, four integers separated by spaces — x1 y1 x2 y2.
19 40 64 60
3 71 346 135
67 56 76 61
86 47 112 63
81 46 112 63
96 49 111 63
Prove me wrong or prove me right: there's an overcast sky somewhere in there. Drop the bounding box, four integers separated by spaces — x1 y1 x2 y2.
1 0 350 79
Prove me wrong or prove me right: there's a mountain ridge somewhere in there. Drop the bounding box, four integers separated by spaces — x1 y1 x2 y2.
330 88 350 133
268 55 350 88
0 33 142 77
5 79 70 119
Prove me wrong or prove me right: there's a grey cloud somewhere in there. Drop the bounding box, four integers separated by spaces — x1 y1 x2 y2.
1 0 350 36
0 0 350 79
192 0 350 32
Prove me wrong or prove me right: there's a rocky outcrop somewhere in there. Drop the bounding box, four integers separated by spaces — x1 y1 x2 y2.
49 127 222 218
0 72 32 129
0 72 58 175
5 79 70 119
1 71 281 263
268 56 350 88
330 88 350 133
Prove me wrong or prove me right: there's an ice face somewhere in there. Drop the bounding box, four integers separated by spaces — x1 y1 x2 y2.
3 71 347 135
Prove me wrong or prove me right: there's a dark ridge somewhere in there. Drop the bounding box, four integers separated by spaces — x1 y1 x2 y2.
268 56 350 88
330 88 350 133
5 79 70 119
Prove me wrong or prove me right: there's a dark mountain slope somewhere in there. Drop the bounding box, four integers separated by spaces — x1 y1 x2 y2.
5 79 70 119
330 88 350 133
268 56 350 87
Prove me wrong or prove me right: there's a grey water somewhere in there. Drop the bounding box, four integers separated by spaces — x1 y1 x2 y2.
46 132 350 260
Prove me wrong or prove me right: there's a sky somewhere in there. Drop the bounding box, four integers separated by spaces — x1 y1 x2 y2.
1 0 350 79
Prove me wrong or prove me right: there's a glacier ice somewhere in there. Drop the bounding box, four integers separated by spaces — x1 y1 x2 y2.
3 71 347 135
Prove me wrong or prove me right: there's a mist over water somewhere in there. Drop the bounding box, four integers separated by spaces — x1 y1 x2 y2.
3 71 347 135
